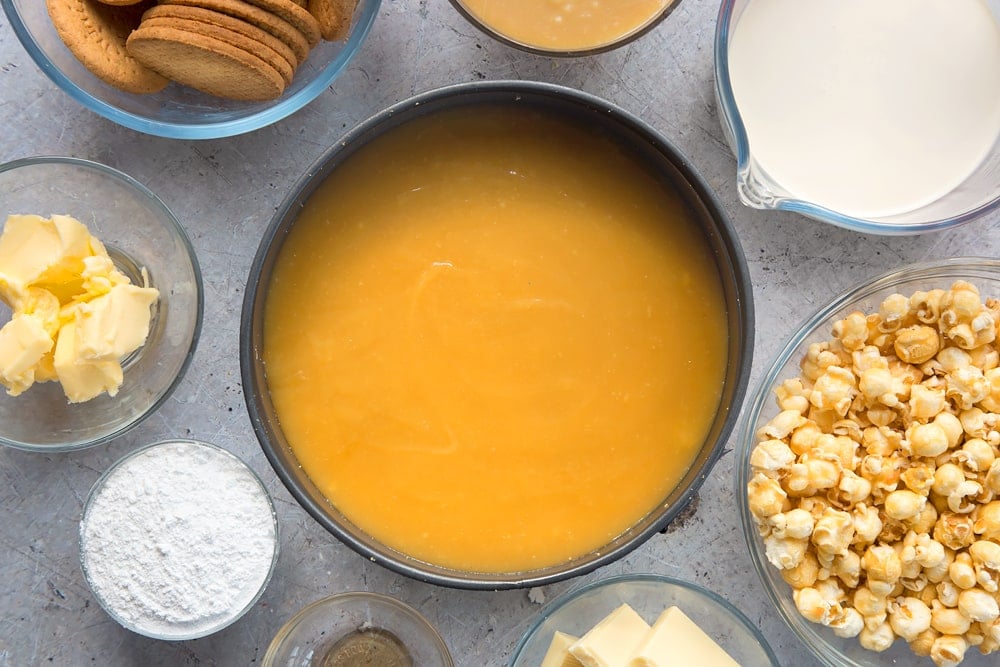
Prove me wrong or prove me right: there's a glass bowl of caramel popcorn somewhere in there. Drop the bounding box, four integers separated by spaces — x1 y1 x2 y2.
738 258 1000 666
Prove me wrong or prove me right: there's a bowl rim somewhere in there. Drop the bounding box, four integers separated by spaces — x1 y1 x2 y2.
240 79 754 590
735 257 1000 666
507 572 781 666
0 155 204 452
446 0 683 57
0 0 382 139
712 0 1000 235
78 438 280 641
263 591 454 667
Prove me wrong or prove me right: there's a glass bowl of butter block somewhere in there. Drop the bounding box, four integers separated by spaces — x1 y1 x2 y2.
509 573 779 667
0 156 202 451
263 591 453 667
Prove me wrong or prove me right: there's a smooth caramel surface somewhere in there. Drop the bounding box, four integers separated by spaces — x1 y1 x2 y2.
262 106 727 572
457 0 672 51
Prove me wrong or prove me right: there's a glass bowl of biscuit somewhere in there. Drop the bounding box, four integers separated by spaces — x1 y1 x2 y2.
1 0 380 139
0 156 202 451
738 258 1000 666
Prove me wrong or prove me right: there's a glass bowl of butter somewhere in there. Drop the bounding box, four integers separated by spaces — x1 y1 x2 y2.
509 573 779 667
0 156 202 451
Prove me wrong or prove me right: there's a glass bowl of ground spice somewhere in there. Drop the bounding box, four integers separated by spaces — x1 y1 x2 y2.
79 439 279 640
263 591 453 667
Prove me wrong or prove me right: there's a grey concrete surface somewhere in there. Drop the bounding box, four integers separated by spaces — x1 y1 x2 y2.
0 1 997 665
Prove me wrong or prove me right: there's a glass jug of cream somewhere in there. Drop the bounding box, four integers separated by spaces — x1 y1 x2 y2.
715 0 1000 234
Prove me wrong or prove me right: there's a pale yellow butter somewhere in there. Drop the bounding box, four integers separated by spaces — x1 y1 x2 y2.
569 604 651 667
73 283 159 362
0 214 93 299
0 214 158 402
0 313 54 396
541 631 584 667
628 606 740 667
53 321 124 403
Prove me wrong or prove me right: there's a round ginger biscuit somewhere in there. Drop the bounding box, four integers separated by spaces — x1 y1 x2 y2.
157 0 312 63
308 0 357 42
139 15 296 83
126 24 286 100
238 0 321 46
141 4 299 70
45 0 168 93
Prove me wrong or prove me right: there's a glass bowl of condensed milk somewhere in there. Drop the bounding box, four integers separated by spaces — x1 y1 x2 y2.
448 0 683 55
715 0 1000 235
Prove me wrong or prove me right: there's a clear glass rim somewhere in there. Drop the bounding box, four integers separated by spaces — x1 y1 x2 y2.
734 257 1000 666
0 155 204 452
0 0 382 139
79 439 281 641
447 0 683 57
507 572 781 666
712 0 1000 235
263 591 454 667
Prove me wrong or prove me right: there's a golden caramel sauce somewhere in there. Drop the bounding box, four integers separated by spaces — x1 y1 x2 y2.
456 0 673 51
262 106 727 573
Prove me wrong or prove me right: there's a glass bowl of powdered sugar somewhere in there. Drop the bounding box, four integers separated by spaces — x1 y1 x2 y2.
79 439 279 640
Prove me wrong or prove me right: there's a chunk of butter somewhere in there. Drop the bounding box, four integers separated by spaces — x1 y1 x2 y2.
0 214 94 299
628 606 740 667
569 604 651 667
72 283 159 362
541 631 584 667
0 214 158 402
53 321 124 403
0 313 54 396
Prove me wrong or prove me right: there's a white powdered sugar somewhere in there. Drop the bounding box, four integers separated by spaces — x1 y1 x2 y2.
80 440 278 639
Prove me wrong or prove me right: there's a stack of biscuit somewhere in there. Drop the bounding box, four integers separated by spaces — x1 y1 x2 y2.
46 0 355 101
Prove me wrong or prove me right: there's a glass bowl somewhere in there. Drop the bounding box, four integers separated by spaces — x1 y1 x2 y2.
1 0 381 139
714 0 1000 235
240 80 754 590
79 439 280 641
0 156 202 451
737 258 1000 666
448 0 682 56
263 592 453 667
509 573 779 666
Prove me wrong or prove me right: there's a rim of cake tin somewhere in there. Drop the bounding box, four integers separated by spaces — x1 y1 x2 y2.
712 0 1000 235
240 79 755 590
0 0 381 139
263 591 454 667
446 0 684 57
734 257 1000 666
0 155 204 452
79 439 280 641
507 573 781 666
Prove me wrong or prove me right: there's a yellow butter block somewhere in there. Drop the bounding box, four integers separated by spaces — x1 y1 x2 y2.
0 313 54 396
541 631 584 667
0 214 158 401
629 606 740 667
569 604 651 667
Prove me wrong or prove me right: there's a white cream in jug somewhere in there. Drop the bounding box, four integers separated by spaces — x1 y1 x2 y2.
728 0 1000 219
